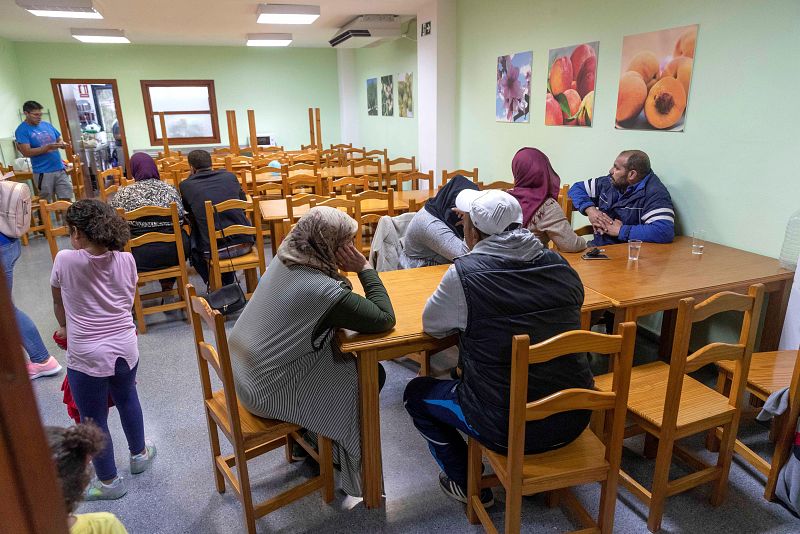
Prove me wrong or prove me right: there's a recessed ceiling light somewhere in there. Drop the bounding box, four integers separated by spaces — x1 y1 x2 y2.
71 28 130 44
247 33 293 47
256 3 319 25
16 0 103 19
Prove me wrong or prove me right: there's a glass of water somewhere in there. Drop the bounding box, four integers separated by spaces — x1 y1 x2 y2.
692 230 706 255
628 239 642 261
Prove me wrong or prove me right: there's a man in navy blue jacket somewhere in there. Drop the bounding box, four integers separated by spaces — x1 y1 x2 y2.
568 150 674 246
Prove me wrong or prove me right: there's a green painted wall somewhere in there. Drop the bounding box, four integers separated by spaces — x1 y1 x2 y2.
12 42 341 152
456 0 800 258
354 27 418 158
0 37 22 160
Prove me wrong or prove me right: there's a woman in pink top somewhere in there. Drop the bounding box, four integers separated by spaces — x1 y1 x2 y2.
51 199 156 501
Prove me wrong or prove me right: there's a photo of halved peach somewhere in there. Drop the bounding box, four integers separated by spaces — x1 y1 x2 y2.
662 56 693 97
616 71 648 123
644 76 687 129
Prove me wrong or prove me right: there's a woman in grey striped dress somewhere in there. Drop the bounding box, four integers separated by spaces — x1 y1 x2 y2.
228 207 395 497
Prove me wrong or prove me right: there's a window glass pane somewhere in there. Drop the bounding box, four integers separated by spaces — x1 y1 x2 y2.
149 86 210 112
153 114 213 139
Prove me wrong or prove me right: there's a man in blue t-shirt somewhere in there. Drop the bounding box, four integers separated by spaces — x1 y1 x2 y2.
15 100 73 201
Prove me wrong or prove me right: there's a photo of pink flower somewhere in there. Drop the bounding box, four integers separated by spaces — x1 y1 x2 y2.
496 51 531 123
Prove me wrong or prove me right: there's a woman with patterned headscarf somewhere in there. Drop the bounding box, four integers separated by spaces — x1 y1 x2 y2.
228 207 395 498
507 147 587 252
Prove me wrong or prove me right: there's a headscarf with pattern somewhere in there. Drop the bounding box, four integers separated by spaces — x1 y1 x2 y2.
276 207 358 286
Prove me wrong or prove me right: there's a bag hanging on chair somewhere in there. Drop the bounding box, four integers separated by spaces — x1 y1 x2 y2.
204 205 247 315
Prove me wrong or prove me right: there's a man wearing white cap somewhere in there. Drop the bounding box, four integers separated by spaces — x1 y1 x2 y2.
404 189 594 506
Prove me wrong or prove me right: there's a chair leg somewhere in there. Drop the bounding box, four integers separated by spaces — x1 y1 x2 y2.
235 449 257 534
711 421 737 506
466 438 482 525
546 489 561 508
318 435 335 503
133 287 147 334
504 477 522 534
597 479 616 534
417 351 431 377
206 418 225 494
285 433 295 463
647 434 674 533
706 372 730 452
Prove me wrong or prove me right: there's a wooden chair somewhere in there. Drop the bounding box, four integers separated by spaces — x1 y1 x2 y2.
282 174 324 197
384 156 416 175
327 176 369 196
97 167 123 202
203 199 266 298
353 188 394 254
39 199 72 260
163 161 192 190
395 170 434 194
225 155 253 192
351 159 384 190
314 196 356 217
442 168 479 186
249 160 282 197
285 194 332 223
118 203 189 334
185 284 334 534
363 148 388 163
558 183 593 248
341 147 366 161
253 145 284 159
69 154 85 200
467 324 637 534
592 284 765 532
329 143 352 151
479 180 514 190
710 349 800 500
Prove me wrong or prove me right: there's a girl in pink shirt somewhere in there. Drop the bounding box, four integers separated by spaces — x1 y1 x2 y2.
51 199 156 501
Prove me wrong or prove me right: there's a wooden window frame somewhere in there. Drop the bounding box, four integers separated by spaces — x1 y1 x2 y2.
141 80 221 146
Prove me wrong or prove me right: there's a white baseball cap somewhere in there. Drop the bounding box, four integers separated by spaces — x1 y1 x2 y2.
454 189 523 235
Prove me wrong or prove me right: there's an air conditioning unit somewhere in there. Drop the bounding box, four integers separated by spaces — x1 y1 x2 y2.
329 15 402 48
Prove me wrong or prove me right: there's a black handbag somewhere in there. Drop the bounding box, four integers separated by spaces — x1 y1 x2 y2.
204 206 247 315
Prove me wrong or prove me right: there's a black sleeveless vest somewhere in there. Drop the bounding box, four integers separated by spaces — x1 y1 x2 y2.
454 248 594 454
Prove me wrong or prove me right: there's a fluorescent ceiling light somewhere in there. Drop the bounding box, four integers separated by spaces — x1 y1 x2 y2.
247 33 292 47
16 0 102 19
256 3 319 25
71 28 130 44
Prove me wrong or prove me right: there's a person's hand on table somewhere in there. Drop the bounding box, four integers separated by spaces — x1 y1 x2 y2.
586 206 613 234
604 219 623 237
336 242 370 273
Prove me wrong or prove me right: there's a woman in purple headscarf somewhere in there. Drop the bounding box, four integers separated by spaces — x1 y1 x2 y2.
110 153 189 291
507 147 587 252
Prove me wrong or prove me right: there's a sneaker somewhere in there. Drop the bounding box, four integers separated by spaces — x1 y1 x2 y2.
85 476 127 501
438 471 494 507
27 356 62 380
130 440 157 474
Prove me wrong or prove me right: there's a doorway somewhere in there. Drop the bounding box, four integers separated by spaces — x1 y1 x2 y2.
51 79 129 196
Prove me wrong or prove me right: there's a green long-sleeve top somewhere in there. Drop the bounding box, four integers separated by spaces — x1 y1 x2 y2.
314 268 396 339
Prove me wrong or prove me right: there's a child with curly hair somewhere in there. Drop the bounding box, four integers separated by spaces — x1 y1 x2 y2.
51 199 156 501
46 423 128 533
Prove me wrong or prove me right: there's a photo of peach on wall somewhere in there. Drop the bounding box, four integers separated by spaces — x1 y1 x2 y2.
545 41 598 127
616 24 698 131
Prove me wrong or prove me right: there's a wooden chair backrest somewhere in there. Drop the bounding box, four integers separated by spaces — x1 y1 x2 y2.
395 170 434 194
186 284 245 445
328 176 370 195
285 193 332 221
250 161 281 194
97 167 123 202
253 145 284 158
282 162 319 178
39 199 72 260
662 284 766 431
479 180 514 190
203 197 266 277
385 156 416 174
341 147 366 161
353 188 394 248
117 203 185 261
363 148 388 162
330 143 352 151
282 173 324 197
313 196 356 217
509 323 637 477
442 168 479 185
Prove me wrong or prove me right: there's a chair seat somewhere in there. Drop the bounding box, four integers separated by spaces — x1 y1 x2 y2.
594 361 735 437
206 389 300 443
484 429 609 493
218 250 260 272
717 350 797 400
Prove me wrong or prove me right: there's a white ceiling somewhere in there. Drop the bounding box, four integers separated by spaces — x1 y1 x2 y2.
0 0 423 48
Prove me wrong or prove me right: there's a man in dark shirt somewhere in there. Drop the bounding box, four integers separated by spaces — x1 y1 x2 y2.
179 150 254 286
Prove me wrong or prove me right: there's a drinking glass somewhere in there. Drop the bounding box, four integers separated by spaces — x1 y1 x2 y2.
692 230 706 255
628 239 642 261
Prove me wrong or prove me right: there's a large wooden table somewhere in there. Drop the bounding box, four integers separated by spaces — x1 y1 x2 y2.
560 236 794 355
338 264 612 508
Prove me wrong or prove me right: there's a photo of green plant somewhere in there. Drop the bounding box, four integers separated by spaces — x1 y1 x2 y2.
367 78 378 116
398 72 413 118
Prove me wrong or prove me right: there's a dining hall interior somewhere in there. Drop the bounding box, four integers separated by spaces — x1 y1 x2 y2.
2 0 800 533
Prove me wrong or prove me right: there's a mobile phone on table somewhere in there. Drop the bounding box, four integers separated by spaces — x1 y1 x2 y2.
581 247 609 260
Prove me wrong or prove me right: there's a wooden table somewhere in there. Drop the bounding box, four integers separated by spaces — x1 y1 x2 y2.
338 264 613 508
560 236 794 355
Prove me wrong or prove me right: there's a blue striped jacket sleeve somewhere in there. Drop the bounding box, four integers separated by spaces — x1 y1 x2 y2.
568 178 600 214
